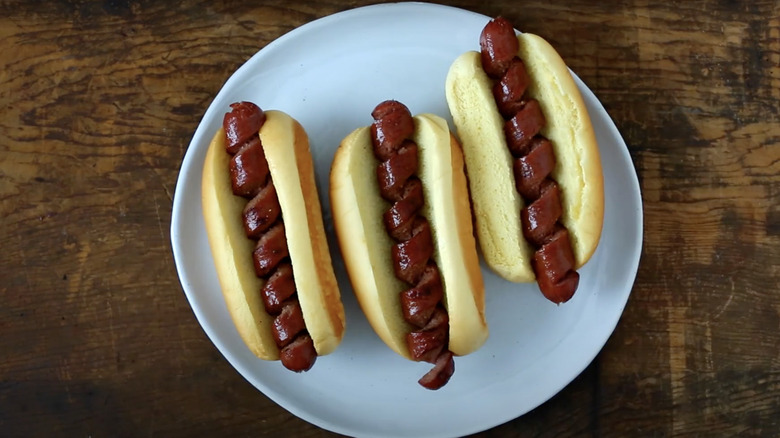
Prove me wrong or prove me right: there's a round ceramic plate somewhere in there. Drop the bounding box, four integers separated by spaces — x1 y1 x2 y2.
171 3 643 437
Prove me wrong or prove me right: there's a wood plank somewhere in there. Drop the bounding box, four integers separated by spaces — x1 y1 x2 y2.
1 0 778 436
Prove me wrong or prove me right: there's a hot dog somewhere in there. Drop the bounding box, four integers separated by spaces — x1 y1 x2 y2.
330 101 487 389
445 17 604 304
202 102 345 371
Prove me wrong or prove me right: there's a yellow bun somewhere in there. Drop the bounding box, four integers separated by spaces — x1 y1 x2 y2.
445 33 604 282
330 113 488 359
202 110 345 360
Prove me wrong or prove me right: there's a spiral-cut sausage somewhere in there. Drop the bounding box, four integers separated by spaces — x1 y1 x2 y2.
223 101 317 371
481 18 580 304
370 100 455 390
399 264 443 328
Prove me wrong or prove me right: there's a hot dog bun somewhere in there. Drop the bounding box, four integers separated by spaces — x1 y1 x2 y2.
330 113 487 359
445 32 604 283
202 110 345 360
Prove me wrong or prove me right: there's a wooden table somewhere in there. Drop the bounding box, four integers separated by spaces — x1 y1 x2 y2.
2 1 778 436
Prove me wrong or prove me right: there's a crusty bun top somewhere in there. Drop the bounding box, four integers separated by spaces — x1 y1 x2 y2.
202 110 344 359
330 113 487 359
445 32 604 282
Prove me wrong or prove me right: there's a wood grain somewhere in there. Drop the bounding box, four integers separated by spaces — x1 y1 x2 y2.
1 0 778 437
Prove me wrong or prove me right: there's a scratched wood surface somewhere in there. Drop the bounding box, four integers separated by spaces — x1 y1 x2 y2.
1 0 778 436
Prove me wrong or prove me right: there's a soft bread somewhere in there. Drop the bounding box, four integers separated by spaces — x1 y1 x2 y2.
261 111 345 355
414 114 487 355
445 33 604 281
330 126 410 358
330 113 488 359
202 110 345 359
203 128 277 359
445 50 531 282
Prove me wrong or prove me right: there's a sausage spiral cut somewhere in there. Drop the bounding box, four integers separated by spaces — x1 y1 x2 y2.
370 100 455 390
481 18 579 303
223 102 317 371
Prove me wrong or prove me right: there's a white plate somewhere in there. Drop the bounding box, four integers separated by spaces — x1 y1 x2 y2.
170 3 642 437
